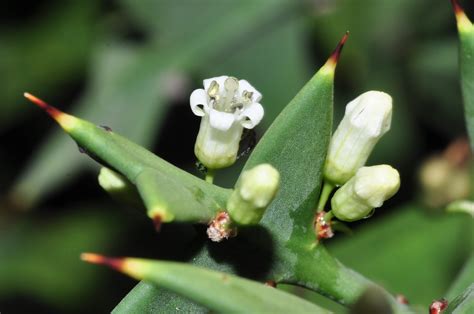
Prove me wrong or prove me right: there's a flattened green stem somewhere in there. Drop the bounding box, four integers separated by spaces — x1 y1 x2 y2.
317 181 335 212
289 244 408 313
82 253 331 313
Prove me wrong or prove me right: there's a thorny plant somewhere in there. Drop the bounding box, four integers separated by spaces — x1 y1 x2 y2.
23 1 474 313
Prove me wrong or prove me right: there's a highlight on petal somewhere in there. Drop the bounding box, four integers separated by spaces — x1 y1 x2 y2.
203 75 228 92
239 102 264 129
190 89 209 116
238 79 262 102
209 109 236 131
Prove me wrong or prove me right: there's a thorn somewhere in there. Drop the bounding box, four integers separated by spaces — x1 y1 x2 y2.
80 253 125 271
450 0 472 31
24 92 77 131
323 31 349 72
24 92 64 120
451 0 463 15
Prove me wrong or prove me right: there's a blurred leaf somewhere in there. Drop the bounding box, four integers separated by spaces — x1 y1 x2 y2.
0 0 99 128
87 255 330 313
446 253 474 301
445 284 474 314
454 8 474 149
0 206 120 309
327 205 474 306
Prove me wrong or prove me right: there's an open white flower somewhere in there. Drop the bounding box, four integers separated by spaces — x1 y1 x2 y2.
190 76 264 169
324 91 392 185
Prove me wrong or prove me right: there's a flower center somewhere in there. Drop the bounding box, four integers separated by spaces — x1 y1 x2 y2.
207 77 253 113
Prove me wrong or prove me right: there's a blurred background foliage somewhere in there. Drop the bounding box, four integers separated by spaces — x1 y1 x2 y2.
0 0 472 313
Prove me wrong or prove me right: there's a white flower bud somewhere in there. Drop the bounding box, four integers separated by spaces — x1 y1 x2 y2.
190 76 264 169
324 91 392 185
227 164 280 225
331 165 400 222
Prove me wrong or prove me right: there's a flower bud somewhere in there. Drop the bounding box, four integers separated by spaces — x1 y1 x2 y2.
324 91 392 185
227 164 280 225
331 165 400 222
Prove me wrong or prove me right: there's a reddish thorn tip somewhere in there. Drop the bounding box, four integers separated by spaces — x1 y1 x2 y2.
24 92 63 119
328 31 349 66
81 253 125 271
152 215 162 232
451 0 464 15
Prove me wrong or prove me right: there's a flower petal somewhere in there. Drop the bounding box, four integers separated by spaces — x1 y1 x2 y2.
238 79 262 102
209 109 236 131
190 89 209 117
203 76 228 92
239 102 264 129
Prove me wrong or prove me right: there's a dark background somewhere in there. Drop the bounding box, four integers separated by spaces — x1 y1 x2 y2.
0 0 472 313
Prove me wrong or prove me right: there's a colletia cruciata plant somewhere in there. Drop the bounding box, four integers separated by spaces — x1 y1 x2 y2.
22 2 474 312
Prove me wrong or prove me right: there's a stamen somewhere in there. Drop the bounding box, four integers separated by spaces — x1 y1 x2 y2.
207 80 220 98
242 90 254 104
223 77 239 111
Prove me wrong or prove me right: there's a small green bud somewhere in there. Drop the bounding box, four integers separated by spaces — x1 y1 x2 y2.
324 91 392 185
227 164 280 225
331 165 400 222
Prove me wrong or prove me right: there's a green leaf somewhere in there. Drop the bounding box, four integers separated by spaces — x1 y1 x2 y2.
453 2 474 149
445 284 474 314
83 254 331 313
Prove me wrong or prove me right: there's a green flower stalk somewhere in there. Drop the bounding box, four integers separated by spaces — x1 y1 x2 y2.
227 163 280 225
331 164 400 222
324 91 392 186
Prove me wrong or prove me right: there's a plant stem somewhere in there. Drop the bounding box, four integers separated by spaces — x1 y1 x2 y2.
205 169 215 184
288 243 408 313
317 181 335 212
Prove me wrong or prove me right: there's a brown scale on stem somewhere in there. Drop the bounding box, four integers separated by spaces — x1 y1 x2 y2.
429 298 448 314
314 211 334 241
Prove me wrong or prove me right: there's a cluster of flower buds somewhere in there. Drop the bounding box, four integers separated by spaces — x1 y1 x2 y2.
321 90 400 226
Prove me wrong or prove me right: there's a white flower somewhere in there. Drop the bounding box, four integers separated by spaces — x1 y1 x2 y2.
331 164 400 222
190 76 264 169
324 91 392 185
